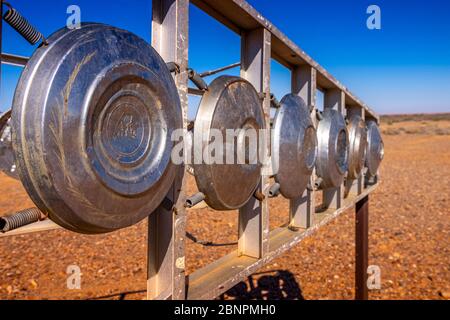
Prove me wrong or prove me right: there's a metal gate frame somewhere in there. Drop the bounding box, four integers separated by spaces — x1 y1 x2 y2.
0 0 379 300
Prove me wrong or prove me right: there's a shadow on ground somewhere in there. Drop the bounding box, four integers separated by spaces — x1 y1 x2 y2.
88 270 303 300
221 270 304 300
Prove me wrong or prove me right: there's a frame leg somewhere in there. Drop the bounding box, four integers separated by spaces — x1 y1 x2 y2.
238 27 271 259
355 195 369 300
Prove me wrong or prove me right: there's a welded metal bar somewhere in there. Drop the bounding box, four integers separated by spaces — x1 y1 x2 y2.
198 61 240 77
148 0 189 300
355 195 369 300
1 52 28 66
290 65 317 228
187 87 204 96
238 27 271 259
0 219 60 238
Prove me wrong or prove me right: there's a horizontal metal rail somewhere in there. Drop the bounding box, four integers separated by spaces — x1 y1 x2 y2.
1 52 28 66
187 184 378 299
0 202 212 238
198 62 241 77
0 218 59 237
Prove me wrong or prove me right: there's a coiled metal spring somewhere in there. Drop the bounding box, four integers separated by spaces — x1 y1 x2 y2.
0 208 43 233
3 2 46 45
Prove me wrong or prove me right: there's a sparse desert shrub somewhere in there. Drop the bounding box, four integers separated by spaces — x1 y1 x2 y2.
382 126 450 135
383 128 402 135
404 127 425 134
381 113 450 123
434 128 450 135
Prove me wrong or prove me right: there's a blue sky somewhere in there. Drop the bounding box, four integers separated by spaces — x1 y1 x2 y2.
1 0 449 116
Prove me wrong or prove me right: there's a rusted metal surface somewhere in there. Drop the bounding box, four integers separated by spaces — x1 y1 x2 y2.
355 195 369 300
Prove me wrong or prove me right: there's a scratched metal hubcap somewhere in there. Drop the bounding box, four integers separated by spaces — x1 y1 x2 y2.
366 120 384 177
347 115 368 179
316 108 349 189
11 24 182 234
193 76 265 210
272 94 317 199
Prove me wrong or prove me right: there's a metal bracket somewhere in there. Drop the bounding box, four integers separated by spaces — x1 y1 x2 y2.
316 110 324 121
270 93 281 109
188 68 208 91
166 61 181 74
268 183 281 198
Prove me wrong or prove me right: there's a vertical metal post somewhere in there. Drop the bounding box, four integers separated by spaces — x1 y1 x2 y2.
238 27 271 258
323 88 345 209
148 0 189 300
355 195 369 300
289 66 317 228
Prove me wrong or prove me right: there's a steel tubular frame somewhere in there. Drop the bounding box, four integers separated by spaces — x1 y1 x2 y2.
0 0 379 300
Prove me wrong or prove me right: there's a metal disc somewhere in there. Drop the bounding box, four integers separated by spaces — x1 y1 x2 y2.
272 94 317 199
316 108 349 189
366 120 384 177
0 110 19 179
193 76 265 210
347 115 367 179
11 24 182 234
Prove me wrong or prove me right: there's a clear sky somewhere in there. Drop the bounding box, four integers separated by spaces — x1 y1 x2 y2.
1 0 449 116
